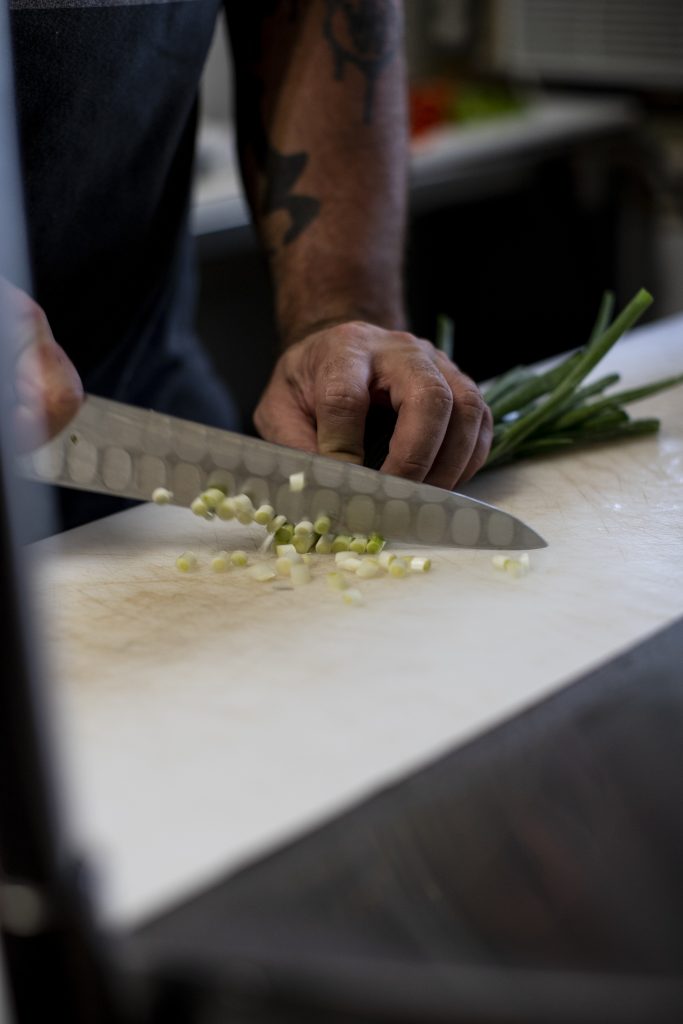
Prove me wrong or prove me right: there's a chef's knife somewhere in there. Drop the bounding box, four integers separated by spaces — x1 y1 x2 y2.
20 395 546 549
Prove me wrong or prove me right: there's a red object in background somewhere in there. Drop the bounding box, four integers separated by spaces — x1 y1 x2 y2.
410 79 458 138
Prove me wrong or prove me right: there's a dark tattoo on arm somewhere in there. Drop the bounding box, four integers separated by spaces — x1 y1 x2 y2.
263 146 321 245
323 0 400 123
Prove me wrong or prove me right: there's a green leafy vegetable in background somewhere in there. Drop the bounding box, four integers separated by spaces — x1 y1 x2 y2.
437 289 683 469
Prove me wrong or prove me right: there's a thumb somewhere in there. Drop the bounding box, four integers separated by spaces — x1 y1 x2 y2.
15 333 83 452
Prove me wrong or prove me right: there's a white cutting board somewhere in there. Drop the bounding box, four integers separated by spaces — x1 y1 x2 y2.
31 314 683 929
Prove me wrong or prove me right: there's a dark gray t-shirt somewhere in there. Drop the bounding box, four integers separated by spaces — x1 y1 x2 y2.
10 0 228 390
11 0 241 528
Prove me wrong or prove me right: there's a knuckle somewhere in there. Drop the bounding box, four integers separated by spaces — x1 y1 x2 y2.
400 455 432 475
414 379 454 413
319 380 368 418
457 384 486 420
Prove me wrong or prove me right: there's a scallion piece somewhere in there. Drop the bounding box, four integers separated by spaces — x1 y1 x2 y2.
315 533 335 554
342 587 364 606
276 544 299 559
176 551 198 572
313 514 332 535
293 534 315 554
247 563 276 582
327 571 348 591
190 496 210 518
290 563 312 586
331 535 352 553
152 487 173 505
338 556 362 572
201 488 225 510
254 504 275 526
230 550 249 567
294 520 314 536
211 551 231 573
267 514 287 534
289 472 306 492
389 558 408 578
274 525 294 545
216 498 236 520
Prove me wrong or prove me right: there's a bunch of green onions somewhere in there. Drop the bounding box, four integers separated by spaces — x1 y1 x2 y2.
437 289 683 469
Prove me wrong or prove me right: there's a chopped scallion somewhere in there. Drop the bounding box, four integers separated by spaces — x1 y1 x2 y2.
254 504 275 526
248 563 276 582
313 514 332 535
152 487 173 505
176 551 198 572
211 551 230 573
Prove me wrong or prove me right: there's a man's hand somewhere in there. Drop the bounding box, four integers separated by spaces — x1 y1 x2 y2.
2 281 83 452
253 321 493 489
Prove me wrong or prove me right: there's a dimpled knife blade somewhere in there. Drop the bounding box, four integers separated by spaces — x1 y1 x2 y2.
20 395 546 550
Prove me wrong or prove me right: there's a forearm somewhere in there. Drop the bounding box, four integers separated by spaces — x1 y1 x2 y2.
227 0 408 347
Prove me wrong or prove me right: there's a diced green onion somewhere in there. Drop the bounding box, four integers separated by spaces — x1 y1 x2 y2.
492 553 530 577
327 571 348 591
236 511 255 525
259 533 275 554
211 551 231 572
290 563 312 586
293 534 315 554
349 535 368 554
378 550 397 569
331 535 352 553
248 563 276 582
342 588 363 606
191 496 210 518
230 550 249 567
267 514 287 534
232 493 254 514
254 504 275 526
176 551 198 572
289 472 306 492
294 520 314 536
313 514 332 535
275 557 292 576
201 488 225 510
389 558 408 578
356 560 379 579
338 556 362 572
366 534 386 555
152 487 173 505
274 525 294 545
409 557 431 573
315 533 335 554
216 498 236 520
276 544 298 559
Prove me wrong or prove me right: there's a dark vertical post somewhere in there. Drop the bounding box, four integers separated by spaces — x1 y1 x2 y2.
0 3 123 1020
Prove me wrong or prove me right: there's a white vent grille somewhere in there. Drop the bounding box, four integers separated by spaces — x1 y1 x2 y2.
493 0 683 88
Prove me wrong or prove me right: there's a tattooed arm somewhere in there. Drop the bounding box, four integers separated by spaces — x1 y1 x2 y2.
226 1 492 487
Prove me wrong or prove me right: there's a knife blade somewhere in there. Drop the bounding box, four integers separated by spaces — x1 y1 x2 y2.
20 394 546 550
